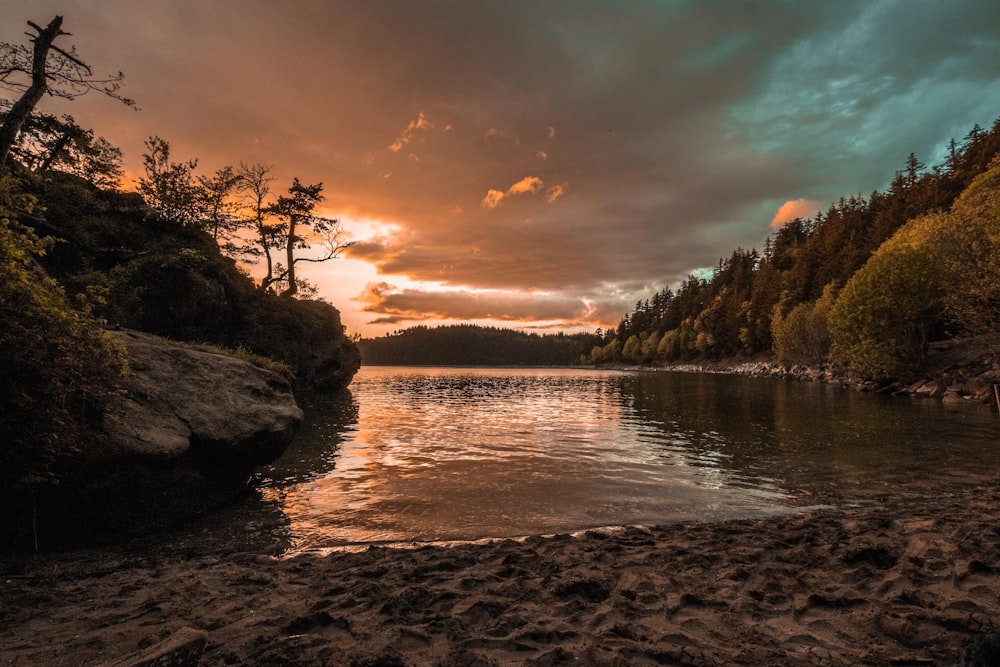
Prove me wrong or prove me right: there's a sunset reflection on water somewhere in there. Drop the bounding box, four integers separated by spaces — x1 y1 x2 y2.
260 367 996 550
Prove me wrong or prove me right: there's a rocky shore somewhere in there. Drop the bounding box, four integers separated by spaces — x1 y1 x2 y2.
653 335 1000 406
3 484 1000 666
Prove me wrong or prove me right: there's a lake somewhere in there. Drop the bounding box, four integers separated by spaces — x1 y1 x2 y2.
252 366 998 551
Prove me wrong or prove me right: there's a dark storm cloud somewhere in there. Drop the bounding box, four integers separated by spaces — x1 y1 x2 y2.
4 1 999 333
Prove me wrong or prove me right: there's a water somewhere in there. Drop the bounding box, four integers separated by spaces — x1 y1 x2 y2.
255 367 998 550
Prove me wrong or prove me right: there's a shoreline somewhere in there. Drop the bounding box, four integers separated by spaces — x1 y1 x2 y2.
613 335 1000 406
3 484 999 665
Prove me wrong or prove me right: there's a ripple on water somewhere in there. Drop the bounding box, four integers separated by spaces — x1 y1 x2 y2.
254 367 996 551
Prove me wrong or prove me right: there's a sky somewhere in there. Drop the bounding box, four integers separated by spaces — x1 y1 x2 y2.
3 1 1000 338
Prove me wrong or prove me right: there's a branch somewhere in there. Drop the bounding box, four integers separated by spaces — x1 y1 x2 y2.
294 242 356 264
50 44 91 73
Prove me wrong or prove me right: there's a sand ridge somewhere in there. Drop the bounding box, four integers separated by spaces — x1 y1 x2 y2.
2 486 999 665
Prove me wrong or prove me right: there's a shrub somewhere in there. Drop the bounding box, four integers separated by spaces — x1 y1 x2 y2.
0 206 127 493
828 220 947 380
772 283 836 365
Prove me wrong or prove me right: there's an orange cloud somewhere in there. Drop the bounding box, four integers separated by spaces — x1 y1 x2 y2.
508 176 543 195
771 198 822 229
545 183 567 203
481 189 506 209
536 150 548 160
482 176 544 208
389 111 432 152
357 281 606 327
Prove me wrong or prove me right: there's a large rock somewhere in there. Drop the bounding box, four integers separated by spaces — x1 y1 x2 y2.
103 330 303 465
4 330 304 551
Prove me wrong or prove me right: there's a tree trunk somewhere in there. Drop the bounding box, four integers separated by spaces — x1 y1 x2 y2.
0 16 63 167
259 221 274 288
283 216 298 296
39 129 73 172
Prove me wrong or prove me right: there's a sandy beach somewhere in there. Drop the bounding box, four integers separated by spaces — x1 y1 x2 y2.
2 484 999 666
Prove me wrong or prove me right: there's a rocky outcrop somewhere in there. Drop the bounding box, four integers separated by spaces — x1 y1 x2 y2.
245 297 361 397
4 330 304 551
103 330 302 465
31 179 360 398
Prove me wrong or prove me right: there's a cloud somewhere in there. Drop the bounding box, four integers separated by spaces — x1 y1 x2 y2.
481 189 506 209
389 112 432 152
357 281 610 327
482 176 544 208
507 176 543 195
771 198 823 229
545 183 567 203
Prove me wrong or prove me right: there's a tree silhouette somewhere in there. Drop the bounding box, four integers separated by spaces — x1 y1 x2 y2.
234 162 280 286
138 136 201 226
266 178 353 297
0 16 136 167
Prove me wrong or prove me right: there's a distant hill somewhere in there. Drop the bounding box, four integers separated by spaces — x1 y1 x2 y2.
359 324 600 366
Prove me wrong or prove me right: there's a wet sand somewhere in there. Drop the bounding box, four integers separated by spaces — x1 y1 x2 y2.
2 485 999 666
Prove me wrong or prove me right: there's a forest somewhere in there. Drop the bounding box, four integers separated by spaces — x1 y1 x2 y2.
600 119 1000 381
358 324 600 366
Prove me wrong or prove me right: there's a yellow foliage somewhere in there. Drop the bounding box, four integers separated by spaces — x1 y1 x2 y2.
829 159 1000 379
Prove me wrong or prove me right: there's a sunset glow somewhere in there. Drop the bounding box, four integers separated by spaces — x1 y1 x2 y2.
4 2 999 337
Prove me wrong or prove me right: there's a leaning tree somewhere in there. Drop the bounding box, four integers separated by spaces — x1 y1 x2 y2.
266 178 354 297
0 15 136 166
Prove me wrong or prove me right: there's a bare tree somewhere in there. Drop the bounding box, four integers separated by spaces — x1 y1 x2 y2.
234 162 281 285
0 15 136 166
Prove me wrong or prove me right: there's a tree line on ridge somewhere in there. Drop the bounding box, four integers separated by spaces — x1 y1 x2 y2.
602 120 1000 381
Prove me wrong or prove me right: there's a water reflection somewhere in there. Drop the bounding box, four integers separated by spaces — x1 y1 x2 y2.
620 372 997 499
258 367 997 550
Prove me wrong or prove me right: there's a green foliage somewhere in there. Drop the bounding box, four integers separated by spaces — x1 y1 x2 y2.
828 220 948 380
588 338 620 364
657 329 681 360
828 157 1000 379
0 178 127 491
771 283 836 365
21 169 357 393
621 334 642 362
936 158 1000 334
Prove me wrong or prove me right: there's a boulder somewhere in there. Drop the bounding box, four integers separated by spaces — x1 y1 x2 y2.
4 330 304 551
103 330 303 466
